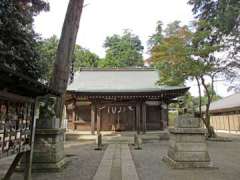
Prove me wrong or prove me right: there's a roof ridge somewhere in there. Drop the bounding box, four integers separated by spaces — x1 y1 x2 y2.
79 67 155 71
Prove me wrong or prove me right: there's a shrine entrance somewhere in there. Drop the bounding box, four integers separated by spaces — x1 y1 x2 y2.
101 104 136 131
90 101 145 135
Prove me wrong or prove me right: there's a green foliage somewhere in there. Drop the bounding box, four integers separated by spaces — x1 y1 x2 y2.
151 22 194 86
0 0 49 80
148 21 164 49
74 45 100 71
168 111 178 127
100 30 144 67
189 0 240 88
164 20 181 37
173 88 221 114
151 20 222 87
189 0 240 36
37 35 58 81
37 35 100 81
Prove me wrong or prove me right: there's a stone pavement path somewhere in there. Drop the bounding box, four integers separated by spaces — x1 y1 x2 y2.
93 144 139 180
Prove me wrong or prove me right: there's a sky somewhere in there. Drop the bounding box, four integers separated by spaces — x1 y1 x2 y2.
34 0 234 97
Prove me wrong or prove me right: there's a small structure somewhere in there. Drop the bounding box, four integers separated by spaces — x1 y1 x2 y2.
65 68 189 134
0 65 59 179
203 93 240 133
163 115 213 168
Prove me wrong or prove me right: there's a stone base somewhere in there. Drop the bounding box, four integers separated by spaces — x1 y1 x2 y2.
32 128 66 172
32 158 66 172
163 156 215 169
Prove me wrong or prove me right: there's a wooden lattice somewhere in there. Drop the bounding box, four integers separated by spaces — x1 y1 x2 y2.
0 99 34 159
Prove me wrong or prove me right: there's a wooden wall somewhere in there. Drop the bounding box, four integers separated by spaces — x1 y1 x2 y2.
67 103 166 131
146 105 162 130
100 108 135 131
210 113 240 132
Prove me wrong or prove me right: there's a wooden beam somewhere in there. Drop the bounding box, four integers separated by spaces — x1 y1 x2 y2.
0 90 34 103
3 152 24 180
24 151 31 180
96 109 101 135
24 97 39 180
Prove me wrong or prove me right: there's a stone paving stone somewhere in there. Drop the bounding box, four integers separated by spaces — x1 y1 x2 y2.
93 144 115 180
93 143 139 180
121 144 139 180
111 144 122 180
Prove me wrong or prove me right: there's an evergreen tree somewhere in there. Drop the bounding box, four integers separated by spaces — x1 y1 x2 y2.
0 0 49 79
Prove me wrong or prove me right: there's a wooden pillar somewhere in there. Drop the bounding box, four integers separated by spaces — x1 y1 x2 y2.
136 103 141 134
142 103 147 133
91 103 96 135
131 107 136 131
72 101 76 130
166 104 169 127
97 108 101 135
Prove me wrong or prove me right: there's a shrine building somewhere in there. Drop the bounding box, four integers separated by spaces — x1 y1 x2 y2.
65 68 189 134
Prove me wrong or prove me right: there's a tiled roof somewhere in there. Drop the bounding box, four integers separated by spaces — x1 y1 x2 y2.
204 93 240 112
67 68 188 93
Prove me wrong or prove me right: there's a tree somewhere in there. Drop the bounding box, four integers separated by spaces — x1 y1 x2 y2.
73 45 100 71
188 0 240 89
37 35 100 82
150 20 222 137
37 35 59 81
151 22 193 86
100 30 144 67
191 20 224 137
201 84 221 104
148 20 164 50
0 0 49 80
50 0 85 125
164 20 181 37
189 0 240 41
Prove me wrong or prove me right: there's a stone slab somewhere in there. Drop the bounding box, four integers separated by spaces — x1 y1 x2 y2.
175 115 201 128
121 144 139 180
169 142 208 152
93 144 139 180
171 134 206 143
169 128 207 134
168 148 210 162
93 144 114 180
31 158 66 172
163 156 215 169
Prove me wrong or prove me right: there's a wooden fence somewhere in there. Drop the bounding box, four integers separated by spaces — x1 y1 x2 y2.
210 114 240 132
0 91 39 180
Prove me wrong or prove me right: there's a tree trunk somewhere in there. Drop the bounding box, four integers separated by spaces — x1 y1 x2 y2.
195 76 202 117
200 76 216 137
50 0 85 127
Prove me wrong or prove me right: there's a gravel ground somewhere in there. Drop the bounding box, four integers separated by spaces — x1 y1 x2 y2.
0 141 105 180
131 139 240 180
